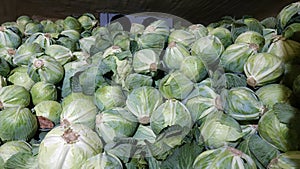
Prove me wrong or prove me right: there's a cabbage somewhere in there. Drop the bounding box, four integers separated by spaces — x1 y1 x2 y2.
63 16 82 33
113 33 130 51
61 92 94 108
126 86 164 124
38 124 103 169
7 66 35 90
168 29 195 48
238 134 280 168
34 100 62 125
0 85 30 109
244 53 284 87
0 57 10 77
159 71 194 100
188 24 208 39
184 84 222 122
60 98 98 129
193 146 257 169
235 31 265 51
199 111 244 149
277 2 300 31
28 55 64 84
221 87 265 121
81 152 123 169
137 33 166 51
4 152 38 169
191 35 224 68
78 13 98 31
220 43 257 73
143 20 170 38
61 60 90 97
95 107 138 144
163 41 190 70
24 22 43 36
150 99 192 135
130 23 145 37
209 27 232 48
267 35 300 64
0 141 32 163
94 85 126 111
45 44 73 65
57 30 80 51
102 45 122 59
160 141 203 169
124 73 153 92
268 151 300 169
256 84 293 108
41 19 62 34
16 15 33 34
258 103 300 152
180 55 208 83
30 82 57 105
0 46 15 65
25 32 55 49
133 125 157 145
0 26 21 49
0 107 37 141
133 49 159 75
146 125 191 160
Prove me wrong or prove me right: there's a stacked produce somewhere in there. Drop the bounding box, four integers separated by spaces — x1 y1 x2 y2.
0 2 300 168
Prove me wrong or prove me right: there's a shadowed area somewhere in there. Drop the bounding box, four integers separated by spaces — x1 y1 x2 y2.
1 0 298 24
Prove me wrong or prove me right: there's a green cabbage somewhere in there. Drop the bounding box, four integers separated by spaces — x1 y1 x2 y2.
38 124 103 169
0 107 37 141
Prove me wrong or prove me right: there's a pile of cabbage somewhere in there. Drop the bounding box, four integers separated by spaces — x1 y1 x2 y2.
0 2 300 169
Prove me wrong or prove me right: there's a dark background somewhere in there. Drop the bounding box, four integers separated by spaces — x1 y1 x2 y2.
1 0 298 25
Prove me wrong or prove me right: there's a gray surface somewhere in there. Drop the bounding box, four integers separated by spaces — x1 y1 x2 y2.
0 0 298 25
